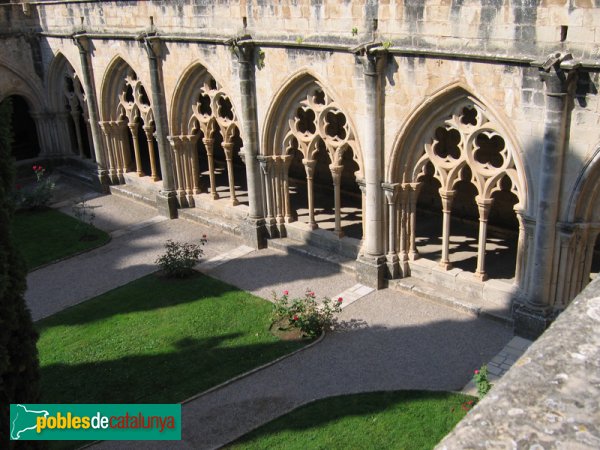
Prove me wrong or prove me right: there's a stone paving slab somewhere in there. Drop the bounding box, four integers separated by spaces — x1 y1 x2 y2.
334 283 375 309
462 335 532 396
195 245 255 272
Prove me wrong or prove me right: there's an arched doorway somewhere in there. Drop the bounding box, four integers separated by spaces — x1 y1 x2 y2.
2 95 40 160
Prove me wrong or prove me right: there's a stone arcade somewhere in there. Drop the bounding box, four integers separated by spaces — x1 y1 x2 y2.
1 0 599 338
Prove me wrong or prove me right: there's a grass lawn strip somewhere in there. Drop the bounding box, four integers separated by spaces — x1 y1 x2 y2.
37 273 307 404
12 208 110 270
227 390 476 450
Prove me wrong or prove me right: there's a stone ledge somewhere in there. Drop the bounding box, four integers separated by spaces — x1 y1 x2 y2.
436 277 600 449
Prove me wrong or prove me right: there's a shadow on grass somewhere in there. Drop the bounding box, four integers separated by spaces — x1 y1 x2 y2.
227 390 475 450
40 334 306 405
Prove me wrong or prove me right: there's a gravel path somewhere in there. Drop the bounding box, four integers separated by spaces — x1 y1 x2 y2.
26 183 513 449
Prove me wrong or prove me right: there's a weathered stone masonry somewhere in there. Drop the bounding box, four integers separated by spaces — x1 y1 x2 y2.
1 0 599 337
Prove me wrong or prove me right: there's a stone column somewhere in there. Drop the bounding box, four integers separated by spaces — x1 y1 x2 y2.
330 164 344 238
258 155 277 236
73 33 110 189
203 138 219 199
70 108 85 158
282 155 294 223
233 41 267 248
141 34 177 218
303 159 318 230
398 184 410 277
514 54 578 339
222 141 239 206
143 125 159 181
355 49 386 289
383 183 400 278
474 196 493 281
408 182 421 261
439 189 455 270
128 122 143 176
169 137 187 206
514 210 527 288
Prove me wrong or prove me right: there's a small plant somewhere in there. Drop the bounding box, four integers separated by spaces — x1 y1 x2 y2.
295 36 304 44
257 48 266 70
71 197 97 240
351 27 358 36
155 236 207 278
15 165 56 210
382 40 393 50
473 365 493 398
271 289 343 338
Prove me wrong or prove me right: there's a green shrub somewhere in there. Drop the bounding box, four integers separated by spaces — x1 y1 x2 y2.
271 290 343 338
155 237 207 278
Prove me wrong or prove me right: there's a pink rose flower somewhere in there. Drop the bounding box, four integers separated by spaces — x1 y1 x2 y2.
474 370 479 374
337 297 343 303
293 315 298 321
283 290 289 296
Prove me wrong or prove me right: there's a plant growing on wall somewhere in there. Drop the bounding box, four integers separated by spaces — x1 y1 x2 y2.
256 48 266 70
473 365 493 398
351 27 358 36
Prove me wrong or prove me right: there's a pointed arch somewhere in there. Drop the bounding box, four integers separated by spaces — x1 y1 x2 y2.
566 146 600 223
168 61 246 208
261 70 364 239
0 57 44 114
387 83 529 284
100 55 150 121
262 69 364 176
388 82 530 213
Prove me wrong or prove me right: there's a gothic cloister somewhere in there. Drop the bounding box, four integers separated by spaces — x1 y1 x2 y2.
1 0 599 338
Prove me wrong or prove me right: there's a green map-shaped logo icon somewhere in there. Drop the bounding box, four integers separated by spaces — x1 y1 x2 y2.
10 404 49 440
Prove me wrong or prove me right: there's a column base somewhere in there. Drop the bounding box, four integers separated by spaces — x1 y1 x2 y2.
156 190 178 219
356 254 387 290
95 169 111 194
241 218 268 250
386 254 400 279
513 304 556 340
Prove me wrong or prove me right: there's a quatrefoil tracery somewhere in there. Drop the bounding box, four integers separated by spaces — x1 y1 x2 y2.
187 76 239 144
117 71 154 126
414 103 522 203
281 86 361 176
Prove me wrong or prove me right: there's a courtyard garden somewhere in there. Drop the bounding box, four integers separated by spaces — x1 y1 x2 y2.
12 207 109 271
37 273 308 404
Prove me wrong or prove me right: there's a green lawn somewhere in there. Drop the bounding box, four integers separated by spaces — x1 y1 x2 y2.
12 208 110 270
228 391 475 450
37 273 307 404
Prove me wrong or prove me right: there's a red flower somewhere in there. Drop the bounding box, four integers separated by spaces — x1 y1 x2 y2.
32 165 37 170
308 291 315 297
283 290 289 296
467 400 473 405
292 315 298 321
337 297 343 303
474 370 479 374
202 234 207 239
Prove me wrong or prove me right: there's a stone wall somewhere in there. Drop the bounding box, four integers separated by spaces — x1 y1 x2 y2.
436 274 600 449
